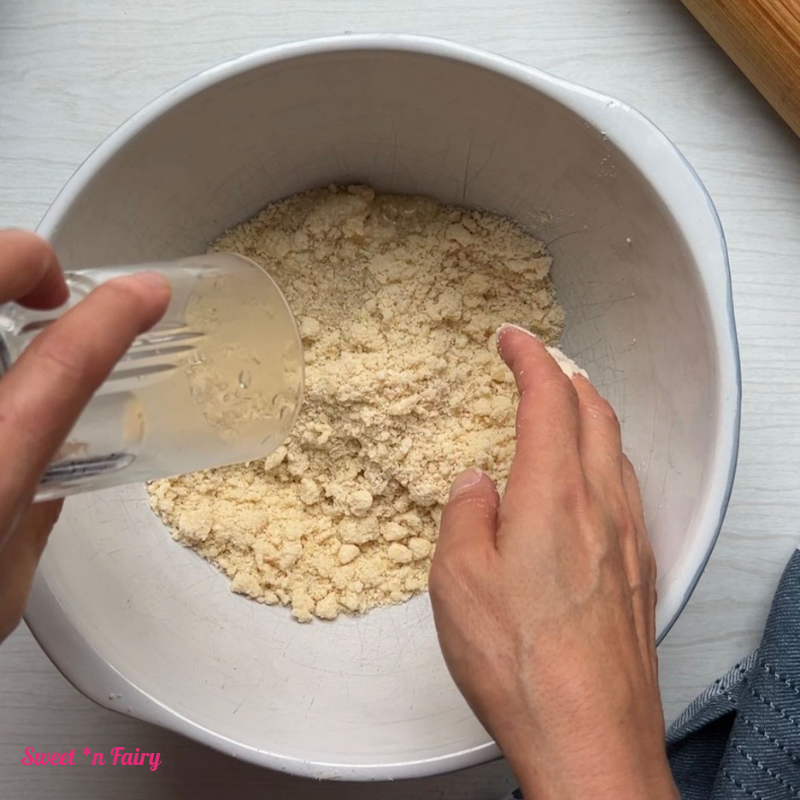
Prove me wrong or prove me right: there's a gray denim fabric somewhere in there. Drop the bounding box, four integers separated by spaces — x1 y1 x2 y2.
667 549 800 798
501 550 800 800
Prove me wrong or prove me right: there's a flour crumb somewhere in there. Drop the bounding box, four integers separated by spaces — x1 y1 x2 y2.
149 185 574 622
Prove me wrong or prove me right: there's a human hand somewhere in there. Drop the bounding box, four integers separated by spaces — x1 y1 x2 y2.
0 230 171 642
430 325 678 800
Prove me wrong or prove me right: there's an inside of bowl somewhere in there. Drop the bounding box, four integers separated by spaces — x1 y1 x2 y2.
38 45 724 774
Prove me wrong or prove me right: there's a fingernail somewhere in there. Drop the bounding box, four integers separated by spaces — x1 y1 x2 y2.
496 323 539 352
495 323 541 357
449 468 484 499
131 271 171 292
496 322 540 341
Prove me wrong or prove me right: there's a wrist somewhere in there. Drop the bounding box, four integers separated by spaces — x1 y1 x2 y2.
506 733 679 800
516 770 678 800
515 763 678 800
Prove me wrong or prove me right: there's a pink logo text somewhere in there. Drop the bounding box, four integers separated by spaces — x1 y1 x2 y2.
22 747 161 771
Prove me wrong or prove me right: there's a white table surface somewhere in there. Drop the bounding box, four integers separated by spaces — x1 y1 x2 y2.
2 0 800 797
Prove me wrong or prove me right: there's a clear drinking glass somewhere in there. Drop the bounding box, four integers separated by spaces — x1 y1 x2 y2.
0 253 304 501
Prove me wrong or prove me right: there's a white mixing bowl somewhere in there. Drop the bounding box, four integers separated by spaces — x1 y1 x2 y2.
27 35 740 780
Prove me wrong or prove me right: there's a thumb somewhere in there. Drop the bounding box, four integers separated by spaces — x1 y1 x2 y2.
0 500 62 642
435 469 499 561
0 273 171 503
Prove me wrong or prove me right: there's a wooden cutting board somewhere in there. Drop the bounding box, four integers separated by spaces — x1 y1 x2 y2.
678 0 800 136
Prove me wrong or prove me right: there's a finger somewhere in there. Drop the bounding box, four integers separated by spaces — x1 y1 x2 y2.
0 230 68 309
0 500 62 642
622 456 647 538
0 273 171 501
622 455 658 663
435 469 500 562
572 375 623 482
496 324 581 493
622 455 656 601
616 455 647 576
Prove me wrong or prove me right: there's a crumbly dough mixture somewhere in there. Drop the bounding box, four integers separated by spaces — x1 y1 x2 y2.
149 185 570 622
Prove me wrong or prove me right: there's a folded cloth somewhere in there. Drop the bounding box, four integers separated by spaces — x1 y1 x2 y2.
667 549 800 799
501 550 800 800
